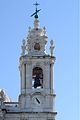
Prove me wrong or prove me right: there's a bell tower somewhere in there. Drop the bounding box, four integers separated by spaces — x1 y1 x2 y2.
19 2 57 120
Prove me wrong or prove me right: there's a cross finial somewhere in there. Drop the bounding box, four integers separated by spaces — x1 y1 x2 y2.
31 2 41 18
33 1 40 9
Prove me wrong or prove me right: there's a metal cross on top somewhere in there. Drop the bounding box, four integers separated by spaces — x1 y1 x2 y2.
33 1 40 8
31 2 41 18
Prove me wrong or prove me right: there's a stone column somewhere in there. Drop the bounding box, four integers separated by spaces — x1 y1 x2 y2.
44 61 50 90
21 63 26 94
26 61 32 91
50 62 54 93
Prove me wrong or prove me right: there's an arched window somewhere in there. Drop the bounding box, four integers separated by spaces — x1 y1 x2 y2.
32 67 43 89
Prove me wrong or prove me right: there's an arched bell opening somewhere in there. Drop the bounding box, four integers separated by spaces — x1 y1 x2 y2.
32 67 43 89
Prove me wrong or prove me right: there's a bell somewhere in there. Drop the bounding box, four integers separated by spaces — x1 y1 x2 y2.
34 79 41 88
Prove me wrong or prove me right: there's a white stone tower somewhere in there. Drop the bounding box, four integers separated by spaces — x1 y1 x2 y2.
19 2 57 120
0 2 57 120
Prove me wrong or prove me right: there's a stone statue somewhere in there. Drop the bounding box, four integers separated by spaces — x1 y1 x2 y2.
50 39 54 56
21 39 26 56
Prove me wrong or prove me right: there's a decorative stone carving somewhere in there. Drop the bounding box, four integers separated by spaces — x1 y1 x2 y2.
0 90 5 102
43 27 46 35
50 40 54 56
28 26 31 33
21 39 26 56
34 19 40 29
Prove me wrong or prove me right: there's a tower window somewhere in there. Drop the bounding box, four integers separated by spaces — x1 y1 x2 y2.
32 67 43 89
